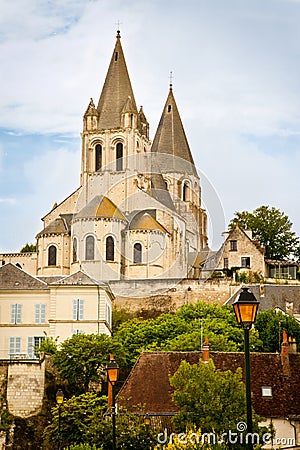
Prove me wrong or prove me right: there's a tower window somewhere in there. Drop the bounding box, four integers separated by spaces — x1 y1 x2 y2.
106 236 115 261
167 105 171 112
48 245 57 266
73 237 78 263
115 51 118 61
182 181 190 201
95 144 102 171
85 236 95 260
133 243 142 264
116 142 123 171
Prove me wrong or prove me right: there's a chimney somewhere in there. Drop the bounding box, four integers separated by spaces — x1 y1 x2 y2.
288 336 297 354
281 331 290 377
107 354 114 407
202 336 210 364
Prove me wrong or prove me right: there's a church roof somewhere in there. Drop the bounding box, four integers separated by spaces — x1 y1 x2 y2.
0 263 48 290
151 86 197 176
37 217 69 237
97 32 142 132
75 195 127 221
129 212 169 233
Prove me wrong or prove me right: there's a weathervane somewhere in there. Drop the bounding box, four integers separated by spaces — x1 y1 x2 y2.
115 20 122 37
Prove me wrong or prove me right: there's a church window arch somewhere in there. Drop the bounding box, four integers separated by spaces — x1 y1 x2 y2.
105 236 115 261
73 237 78 263
95 144 102 171
182 180 190 202
85 235 95 261
133 242 142 264
48 245 57 266
116 142 123 171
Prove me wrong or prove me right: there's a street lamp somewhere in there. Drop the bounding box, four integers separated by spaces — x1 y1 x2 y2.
106 357 119 450
56 388 64 450
233 287 259 450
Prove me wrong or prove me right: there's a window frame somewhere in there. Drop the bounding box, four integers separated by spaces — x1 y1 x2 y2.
85 235 95 260
48 245 57 266
133 242 142 264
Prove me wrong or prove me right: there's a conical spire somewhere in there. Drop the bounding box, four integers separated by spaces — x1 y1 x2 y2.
151 86 197 175
97 32 140 130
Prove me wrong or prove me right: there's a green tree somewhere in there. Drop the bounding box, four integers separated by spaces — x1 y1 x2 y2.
255 309 300 352
20 243 36 253
229 205 299 260
169 359 257 442
53 334 126 395
43 393 156 450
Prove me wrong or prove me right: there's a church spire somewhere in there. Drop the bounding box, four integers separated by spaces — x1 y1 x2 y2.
97 32 140 131
151 86 197 175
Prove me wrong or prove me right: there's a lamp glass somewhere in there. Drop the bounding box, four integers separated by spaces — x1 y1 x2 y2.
106 359 119 385
233 302 259 325
56 389 64 405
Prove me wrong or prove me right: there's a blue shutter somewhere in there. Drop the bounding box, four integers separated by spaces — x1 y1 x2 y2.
72 299 77 320
79 299 84 320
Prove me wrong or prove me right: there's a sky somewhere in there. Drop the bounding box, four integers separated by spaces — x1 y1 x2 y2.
1 0 300 252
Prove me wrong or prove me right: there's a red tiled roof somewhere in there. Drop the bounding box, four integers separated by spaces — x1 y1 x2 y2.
118 351 300 418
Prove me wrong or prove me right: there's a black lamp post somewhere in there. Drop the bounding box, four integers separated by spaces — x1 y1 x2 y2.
56 388 64 450
233 287 259 450
106 357 119 450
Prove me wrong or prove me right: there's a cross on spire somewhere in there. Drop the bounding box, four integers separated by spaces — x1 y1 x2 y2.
169 71 173 89
115 20 122 37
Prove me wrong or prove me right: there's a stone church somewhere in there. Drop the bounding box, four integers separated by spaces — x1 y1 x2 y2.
0 31 209 358
1 30 208 285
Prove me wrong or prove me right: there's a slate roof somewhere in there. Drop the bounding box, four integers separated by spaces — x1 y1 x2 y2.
50 270 106 286
37 217 69 237
0 263 48 290
118 351 300 418
226 284 300 313
151 87 197 176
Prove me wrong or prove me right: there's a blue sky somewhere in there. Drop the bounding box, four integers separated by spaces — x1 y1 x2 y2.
1 0 300 252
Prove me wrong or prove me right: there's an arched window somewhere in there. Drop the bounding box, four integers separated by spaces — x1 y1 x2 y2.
133 243 142 264
95 144 102 171
48 245 57 266
85 236 95 260
116 142 123 171
73 237 78 263
182 181 190 202
106 236 115 261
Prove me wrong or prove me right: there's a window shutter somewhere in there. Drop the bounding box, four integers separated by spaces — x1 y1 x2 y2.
41 304 46 323
11 304 16 324
72 299 77 320
16 304 22 324
28 337 34 358
79 299 84 320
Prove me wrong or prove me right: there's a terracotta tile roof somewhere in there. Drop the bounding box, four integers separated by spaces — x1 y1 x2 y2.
0 263 48 290
118 351 300 418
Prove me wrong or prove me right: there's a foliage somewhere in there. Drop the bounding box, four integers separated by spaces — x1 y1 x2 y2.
154 426 228 449
38 334 59 356
229 205 299 260
255 309 300 352
235 271 263 284
65 445 102 450
20 243 36 253
53 333 126 395
112 303 263 367
43 393 156 449
112 306 135 333
170 359 248 435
